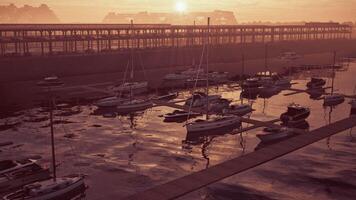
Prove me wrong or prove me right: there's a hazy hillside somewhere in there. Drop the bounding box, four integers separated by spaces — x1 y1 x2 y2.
0 3 60 23
103 10 237 25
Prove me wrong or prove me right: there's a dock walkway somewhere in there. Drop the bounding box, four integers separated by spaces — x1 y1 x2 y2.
126 116 356 200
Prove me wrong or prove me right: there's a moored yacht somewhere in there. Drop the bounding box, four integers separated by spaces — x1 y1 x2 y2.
3 176 86 200
185 18 241 134
259 83 281 97
94 96 126 107
223 104 253 116
257 127 295 143
306 78 326 89
4 79 87 199
186 115 241 133
241 78 261 93
323 94 345 106
274 75 291 87
280 103 310 125
116 99 153 113
208 98 231 113
0 160 50 194
185 92 221 108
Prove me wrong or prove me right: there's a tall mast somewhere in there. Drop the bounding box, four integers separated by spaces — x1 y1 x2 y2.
264 43 268 74
130 20 134 81
206 17 210 120
49 89 56 181
130 20 134 101
331 51 336 95
241 53 245 104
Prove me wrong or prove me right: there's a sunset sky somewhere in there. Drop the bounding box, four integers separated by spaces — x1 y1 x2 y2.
1 0 356 23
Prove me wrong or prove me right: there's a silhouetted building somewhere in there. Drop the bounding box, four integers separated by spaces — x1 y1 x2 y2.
0 3 60 23
103 10 237 25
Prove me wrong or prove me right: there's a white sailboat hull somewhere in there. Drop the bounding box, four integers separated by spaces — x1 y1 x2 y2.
186 116 240 133
3 177 86 200
94 97 125 107
116 101 153 113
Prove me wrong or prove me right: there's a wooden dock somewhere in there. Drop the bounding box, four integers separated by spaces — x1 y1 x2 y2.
125 116 356 200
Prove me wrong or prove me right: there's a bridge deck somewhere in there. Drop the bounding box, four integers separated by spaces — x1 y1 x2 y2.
125 116 356 200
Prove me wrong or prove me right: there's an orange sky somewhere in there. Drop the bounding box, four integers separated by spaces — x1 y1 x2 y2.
2 0 356 23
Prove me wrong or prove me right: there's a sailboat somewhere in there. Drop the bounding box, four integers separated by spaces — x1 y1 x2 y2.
323 51 345 106
4 81 87 200
115 21 153 113
185 18 241 133
111 22 148 95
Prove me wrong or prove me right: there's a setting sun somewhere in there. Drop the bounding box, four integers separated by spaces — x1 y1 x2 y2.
175 1 187 12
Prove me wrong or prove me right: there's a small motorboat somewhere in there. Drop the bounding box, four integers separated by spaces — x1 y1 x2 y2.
111 82 148 94
116 99 153 113
280 103 310 125
257 127 295 143
323 93 345 106
223 104 253 116
186 115 241 133
349 99 356 116
306 78 326 89
3 175 86 200
164 110 201 122
94 96 126 107
0 159 51 194
185 92 221 108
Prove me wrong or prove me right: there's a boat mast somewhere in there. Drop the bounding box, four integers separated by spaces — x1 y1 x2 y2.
331 51 336 95
206 17 210 120
130 20 134 101
241 53 245 104
49 89 56 181
264 43 268 75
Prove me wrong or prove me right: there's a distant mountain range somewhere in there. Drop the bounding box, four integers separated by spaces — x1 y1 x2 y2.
103 10 238 25
0 4 60 23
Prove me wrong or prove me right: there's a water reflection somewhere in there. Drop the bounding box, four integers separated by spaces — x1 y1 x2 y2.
183 126 245 169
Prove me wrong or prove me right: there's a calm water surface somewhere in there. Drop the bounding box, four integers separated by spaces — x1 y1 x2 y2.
1 62 356 200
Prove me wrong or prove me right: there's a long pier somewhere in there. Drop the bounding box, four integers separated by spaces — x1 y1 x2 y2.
0 22 352 57
126 116 356 200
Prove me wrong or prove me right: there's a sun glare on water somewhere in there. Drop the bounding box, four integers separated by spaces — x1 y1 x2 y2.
175 1 187 12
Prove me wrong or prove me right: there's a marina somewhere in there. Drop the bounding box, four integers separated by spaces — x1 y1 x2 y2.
1 2 356 199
